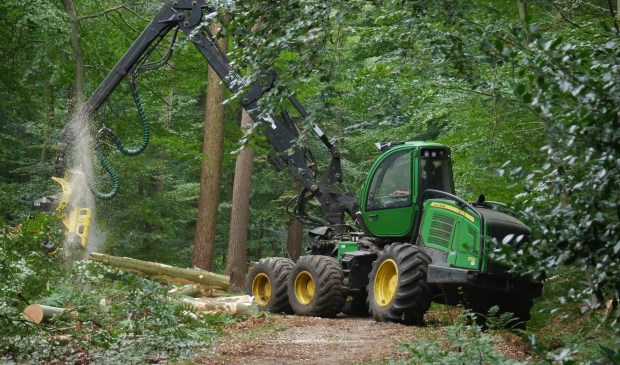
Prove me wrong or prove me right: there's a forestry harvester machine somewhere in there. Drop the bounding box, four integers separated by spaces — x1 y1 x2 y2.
50 1 542 327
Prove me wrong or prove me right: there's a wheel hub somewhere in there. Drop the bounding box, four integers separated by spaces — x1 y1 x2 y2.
294 271 315 305
252 273 271 306
374 259 398 307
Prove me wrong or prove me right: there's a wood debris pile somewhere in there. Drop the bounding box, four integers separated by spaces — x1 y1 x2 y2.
22 253 257 324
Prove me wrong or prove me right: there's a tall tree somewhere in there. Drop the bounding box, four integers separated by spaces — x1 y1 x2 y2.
192 20 227 271
224 110 254 290
517 0 530 42
286 218 303 262
61 0 85 105
40 82 54 163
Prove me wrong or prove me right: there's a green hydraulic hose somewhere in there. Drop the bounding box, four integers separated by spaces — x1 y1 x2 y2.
89 145 120 200
112 85 150 156
89 83 150 200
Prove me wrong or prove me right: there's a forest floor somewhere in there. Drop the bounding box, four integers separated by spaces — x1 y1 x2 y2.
199 311 533 365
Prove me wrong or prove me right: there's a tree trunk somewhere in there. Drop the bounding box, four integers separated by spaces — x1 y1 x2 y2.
164 62 175 130
90 252 229 289
23 304 66 324
286 218 303 262
41 82 54 163
61 0 85 107
169 284 214 298
193 20 228 270
225 110 254 291
286 180 304 261
517 0 531 42
181 295 258 316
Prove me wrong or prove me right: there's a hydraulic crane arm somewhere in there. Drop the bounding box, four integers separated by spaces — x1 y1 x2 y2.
56 0 358 233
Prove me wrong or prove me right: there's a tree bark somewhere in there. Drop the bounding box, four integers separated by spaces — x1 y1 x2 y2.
182 295 258 316
41 82 54 163
225 110 255 291
193 20 228 271
23 304 66 324
286 217 303 262
90 252 229 289
61 0 85 107
168 284 214 298
517 0 531 42
286 181 303 261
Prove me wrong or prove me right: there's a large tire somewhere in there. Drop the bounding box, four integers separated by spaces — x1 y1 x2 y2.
245 257 294 313
367 243 432 325
287 255 346 317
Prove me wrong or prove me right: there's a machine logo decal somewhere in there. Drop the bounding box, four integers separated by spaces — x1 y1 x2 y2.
430 202 475 222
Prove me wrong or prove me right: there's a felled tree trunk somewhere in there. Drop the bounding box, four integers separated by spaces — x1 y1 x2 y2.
182 295 258 316
23 304 66 324
89 252 229 289
168 284 215 298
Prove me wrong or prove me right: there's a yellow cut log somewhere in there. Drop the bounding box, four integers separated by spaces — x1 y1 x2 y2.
89 252 229 289
23 304 66 324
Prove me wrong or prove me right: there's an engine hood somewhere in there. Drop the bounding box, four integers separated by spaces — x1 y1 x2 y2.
477 207 531 245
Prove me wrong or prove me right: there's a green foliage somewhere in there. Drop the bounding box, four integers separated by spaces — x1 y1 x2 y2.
1 258 238 364
0 211 235 363
0 213 64 335
523 267 619 364
394 320 525 365
486 9 620 317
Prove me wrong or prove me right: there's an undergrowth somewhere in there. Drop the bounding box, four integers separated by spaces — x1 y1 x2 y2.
393 318 526 365
395 269 619 365
0 215 240 364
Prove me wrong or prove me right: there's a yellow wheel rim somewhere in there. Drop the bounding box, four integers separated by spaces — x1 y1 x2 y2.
252 273 271 306
294 271 315 305
374 259 398 308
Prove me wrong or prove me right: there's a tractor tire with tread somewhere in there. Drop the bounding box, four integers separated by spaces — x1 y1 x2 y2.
367 243 432 325
287 255 346 317
245 257 294 313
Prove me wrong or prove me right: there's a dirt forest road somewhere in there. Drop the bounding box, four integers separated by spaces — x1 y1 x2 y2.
201 314 433 365
200 312 532 365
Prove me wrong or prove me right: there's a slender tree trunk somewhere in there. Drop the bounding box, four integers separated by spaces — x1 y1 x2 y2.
225 110 254 290
285 181 303 261
193 20 227 270
41 82 54 163
164 62 175 130
61 0 85 107
517 0 531 42
286 218 303 262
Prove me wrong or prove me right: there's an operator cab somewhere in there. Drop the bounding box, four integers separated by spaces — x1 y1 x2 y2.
360 142 454 238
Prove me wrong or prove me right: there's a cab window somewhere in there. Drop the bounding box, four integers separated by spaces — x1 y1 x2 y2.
366 150 412 211
420 158 453 195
